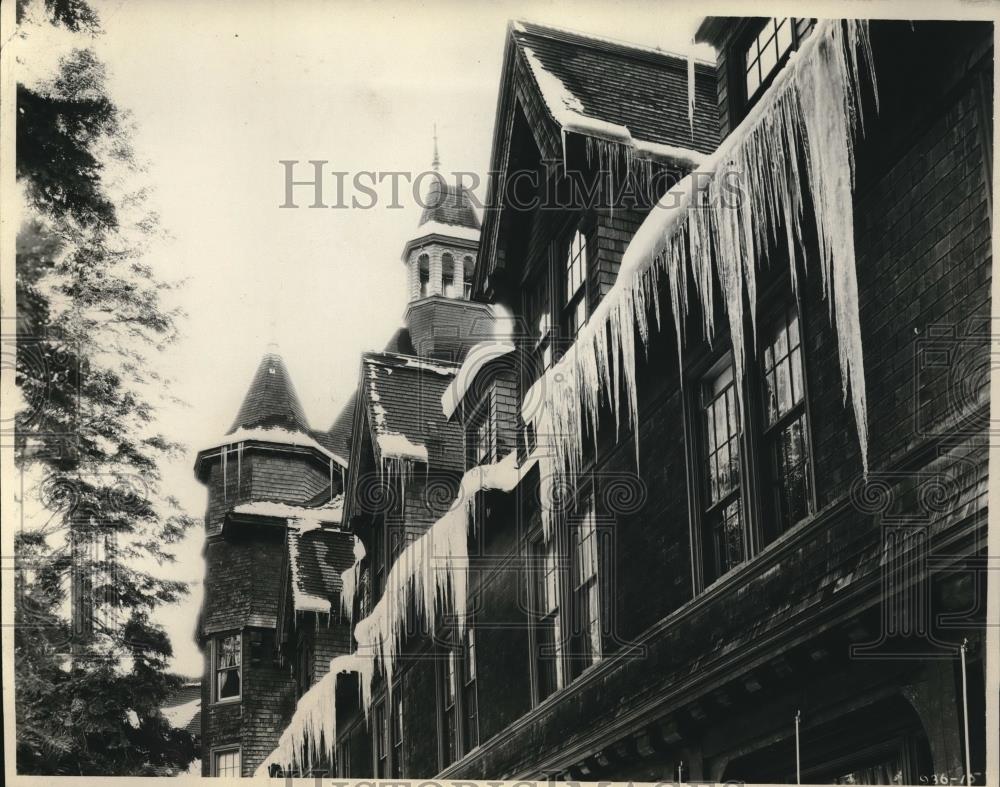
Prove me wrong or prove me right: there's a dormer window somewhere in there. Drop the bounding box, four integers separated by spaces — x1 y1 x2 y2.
744 18 815 101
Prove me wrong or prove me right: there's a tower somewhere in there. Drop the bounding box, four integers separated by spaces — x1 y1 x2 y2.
194 351 349 777
401 135 492 360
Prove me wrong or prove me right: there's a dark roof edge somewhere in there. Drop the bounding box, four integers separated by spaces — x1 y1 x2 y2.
514 19 717 71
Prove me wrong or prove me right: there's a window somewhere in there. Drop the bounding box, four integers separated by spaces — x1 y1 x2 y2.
689 296 816 590
700 354 745 584
463 256 474 299
761 304 813 537
462 628 479 750
438 627 478 767
440 647 458 767
212 747 240 777
530 532 564 702
336 740 351 778
563 228 588 339
569 496 601 673
744 18 815 100
524 268 552 371
374 699 389 777
215 633 241 702
418 254 430 298
392 689 404 777
468 399 495 467
442 253 457 298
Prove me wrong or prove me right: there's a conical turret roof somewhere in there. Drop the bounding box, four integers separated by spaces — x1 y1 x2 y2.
228 351 309 435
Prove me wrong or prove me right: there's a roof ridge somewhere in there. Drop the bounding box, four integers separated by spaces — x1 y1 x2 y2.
512 18 716 69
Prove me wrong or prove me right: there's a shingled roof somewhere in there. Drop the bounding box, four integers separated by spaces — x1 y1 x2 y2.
419 178 481 230
511 20 720 154
286 518 354 615
228 352 310 435
360 352 465 471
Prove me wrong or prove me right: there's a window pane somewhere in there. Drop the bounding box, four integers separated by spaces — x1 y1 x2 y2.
775 17 792 56
214 750 240 777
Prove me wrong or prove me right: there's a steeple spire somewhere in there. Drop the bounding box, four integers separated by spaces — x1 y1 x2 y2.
228 350 309 435
431 123 440 171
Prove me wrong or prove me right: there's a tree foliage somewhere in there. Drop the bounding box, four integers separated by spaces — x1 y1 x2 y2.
14 0 197 775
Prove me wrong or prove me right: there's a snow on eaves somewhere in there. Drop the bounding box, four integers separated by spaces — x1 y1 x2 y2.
201 426 348 467
254 653 372 777
441 340 516 419
376 432 428 464
233 498 343 525
519 43 705 169
522 20 876 538
162 698 200 729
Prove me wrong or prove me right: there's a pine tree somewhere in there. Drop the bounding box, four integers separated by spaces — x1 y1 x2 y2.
14 0 198 774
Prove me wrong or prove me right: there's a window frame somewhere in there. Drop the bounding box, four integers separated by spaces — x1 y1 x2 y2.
561 225 590 340
373 697 389 778
526 519 567 706
435 624 480 769
211 745 241 777
739 17 816 112
683 286 817 594
213 631 242 704
756 301 817 540
568 488 603 677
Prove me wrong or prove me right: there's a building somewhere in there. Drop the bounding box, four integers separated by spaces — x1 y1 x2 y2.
195 16 992 782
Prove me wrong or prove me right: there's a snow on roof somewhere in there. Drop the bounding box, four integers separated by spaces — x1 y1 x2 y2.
232 499 343 525
162 698 200 729
409 220 481 244
202 426 348 467
520 43 705 169
441 340 516 419
287 524 333 615
376 432 428 464
399 356 460 376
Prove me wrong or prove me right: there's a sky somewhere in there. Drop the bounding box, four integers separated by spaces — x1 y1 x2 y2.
19 0 714 677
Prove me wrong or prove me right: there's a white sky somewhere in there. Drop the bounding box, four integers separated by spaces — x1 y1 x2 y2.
23 0 714 676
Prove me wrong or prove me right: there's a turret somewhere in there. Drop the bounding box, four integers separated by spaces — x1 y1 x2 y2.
401 134 492 361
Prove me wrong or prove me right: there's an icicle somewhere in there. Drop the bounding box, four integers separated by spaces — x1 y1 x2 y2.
254 653 368 776
522 20 877 534
351 453 527 711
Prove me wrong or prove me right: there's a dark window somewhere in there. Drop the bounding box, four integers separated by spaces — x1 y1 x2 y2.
437 627 478 767
442 253 457 298
569 495 601 674
336 740 351 778
215 633 241 702
392 688 404 777
462 628 479 750
700 354 745 584
744 18 815 100
563 228 588 339
374 700 388 777
296 636 314 698
463 256 474 299
418 254 430 298
761 303 813 536
440 647 458 767
524 267 552 371
530 532 564 702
